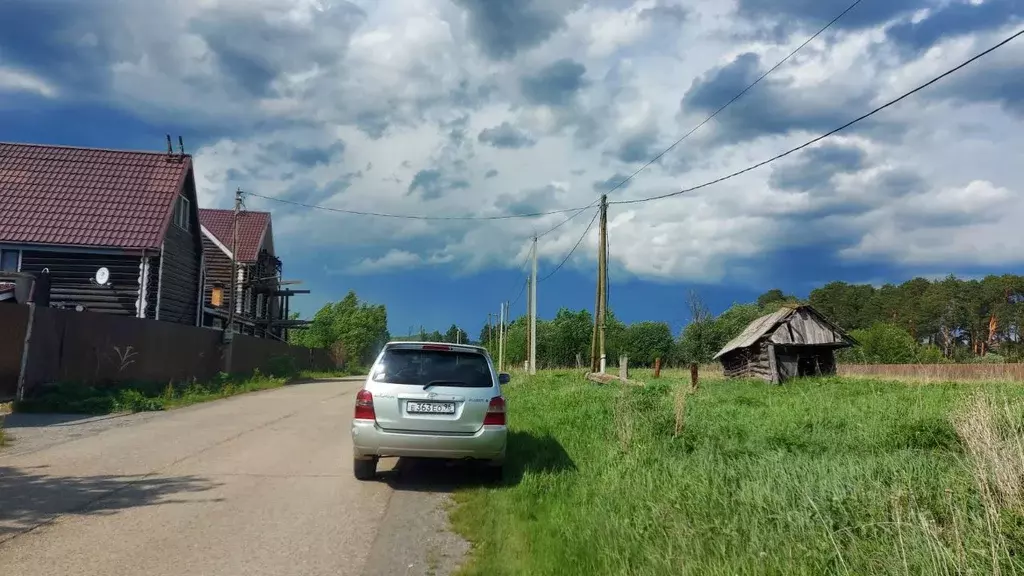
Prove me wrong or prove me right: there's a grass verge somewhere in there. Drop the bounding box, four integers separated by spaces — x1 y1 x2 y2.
13 370 288 415
450 371 1024 575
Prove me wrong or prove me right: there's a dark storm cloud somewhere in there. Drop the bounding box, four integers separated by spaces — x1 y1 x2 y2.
190 2 365 97
769 143 866 191
609 128 661 164
734 0 922 33
886 0 1023 54
495 184 562 214
407 169 469 201
520 59 588 106
0 0 131 92
452 0 581 60
478 122 537 149
485 169 499 179
681 52 876 144
639 1 689 23
592 173 633 193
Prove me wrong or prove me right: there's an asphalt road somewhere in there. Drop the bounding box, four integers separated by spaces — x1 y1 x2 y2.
0 378 469 576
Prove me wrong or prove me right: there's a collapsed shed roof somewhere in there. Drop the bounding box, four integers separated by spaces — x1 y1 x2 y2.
713 304 856 360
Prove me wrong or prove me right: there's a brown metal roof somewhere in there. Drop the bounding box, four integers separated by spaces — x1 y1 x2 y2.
0 142 192 251
198 209 271 263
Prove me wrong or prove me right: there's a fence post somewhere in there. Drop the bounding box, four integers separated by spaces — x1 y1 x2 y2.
653 357 661 378
16 303 36 402
690 362 699 391
619 354 628 381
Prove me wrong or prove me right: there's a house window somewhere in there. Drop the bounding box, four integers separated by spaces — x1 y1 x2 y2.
0 249 20 272
173 195 190 231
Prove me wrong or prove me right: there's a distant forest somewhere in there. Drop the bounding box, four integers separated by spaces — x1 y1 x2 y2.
751 274 1024 364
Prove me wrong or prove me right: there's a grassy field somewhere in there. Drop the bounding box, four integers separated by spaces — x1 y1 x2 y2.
451 371 1024 575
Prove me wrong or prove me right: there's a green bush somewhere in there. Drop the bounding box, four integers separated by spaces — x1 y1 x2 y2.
267 355 298 378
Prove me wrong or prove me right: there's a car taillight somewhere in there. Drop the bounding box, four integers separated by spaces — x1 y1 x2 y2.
355 389 375 421
483 396 506 426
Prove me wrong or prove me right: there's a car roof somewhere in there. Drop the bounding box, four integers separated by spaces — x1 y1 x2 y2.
384 341 487 353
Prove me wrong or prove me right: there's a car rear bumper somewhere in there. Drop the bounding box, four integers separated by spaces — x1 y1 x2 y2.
351 420 507 461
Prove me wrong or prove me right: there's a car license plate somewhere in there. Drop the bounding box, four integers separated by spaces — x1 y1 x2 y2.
407 401 456 414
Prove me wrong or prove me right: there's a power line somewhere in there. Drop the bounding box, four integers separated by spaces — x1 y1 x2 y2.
244 0 863 228
612 27 1024 207
536 201 599 239
595 0 866 200
539 208 601 283
244 190 583 221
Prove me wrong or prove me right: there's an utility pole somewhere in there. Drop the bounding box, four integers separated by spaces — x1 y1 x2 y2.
498 303 505 372
486 313 493 350
525 277 531 369
598 194 608 373
226 187 243 337
529 236 538 375
590 194 608 373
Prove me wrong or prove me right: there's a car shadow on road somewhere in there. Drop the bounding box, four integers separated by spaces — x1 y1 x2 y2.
0 465 222 541
378 430 576 493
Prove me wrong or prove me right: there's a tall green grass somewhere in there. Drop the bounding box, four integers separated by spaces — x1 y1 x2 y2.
451 372 1024 575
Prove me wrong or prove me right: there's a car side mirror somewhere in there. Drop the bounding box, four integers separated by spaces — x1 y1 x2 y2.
498 372 511 384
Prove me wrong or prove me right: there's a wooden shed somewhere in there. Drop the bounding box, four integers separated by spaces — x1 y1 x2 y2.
713 304 856 384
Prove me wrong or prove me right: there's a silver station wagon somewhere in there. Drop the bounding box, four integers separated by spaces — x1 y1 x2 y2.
350 341 509 480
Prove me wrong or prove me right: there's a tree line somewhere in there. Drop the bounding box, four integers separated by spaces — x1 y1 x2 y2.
290 274 1024 370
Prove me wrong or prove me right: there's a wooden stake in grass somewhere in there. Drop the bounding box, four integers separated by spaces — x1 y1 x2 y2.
653 357 661 379
690 363 699 392
674 383 689 437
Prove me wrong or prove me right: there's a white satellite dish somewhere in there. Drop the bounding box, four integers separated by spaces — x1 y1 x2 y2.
95 267 110 286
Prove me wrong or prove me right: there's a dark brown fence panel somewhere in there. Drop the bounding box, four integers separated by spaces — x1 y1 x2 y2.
21 305 65 397
0 304 30 399
21 307 223 395
230 334 337 376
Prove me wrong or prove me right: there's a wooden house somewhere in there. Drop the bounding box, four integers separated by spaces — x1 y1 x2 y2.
713 304 857 384
0 142 204 324
198 209 307 339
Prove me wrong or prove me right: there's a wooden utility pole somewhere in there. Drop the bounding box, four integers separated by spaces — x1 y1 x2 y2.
529 236 538 375
486 313 493 349
226 187 243 336
590 194 608 373
498 303 505 371
525 277 531 369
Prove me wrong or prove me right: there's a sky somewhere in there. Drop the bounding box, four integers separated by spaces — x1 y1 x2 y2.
0 0 1022 338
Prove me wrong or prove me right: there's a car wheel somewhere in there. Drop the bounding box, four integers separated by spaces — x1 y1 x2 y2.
354 457 378 480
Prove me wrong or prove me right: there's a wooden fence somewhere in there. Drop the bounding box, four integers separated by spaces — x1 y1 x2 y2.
0 303 336 400
838 363 1024 382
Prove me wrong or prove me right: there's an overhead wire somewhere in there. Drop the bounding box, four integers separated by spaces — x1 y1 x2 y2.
242 0 864 231
517 0 867 284
612 27 1024 206
595 0 867 200
538 208 601 283
243 190 583 221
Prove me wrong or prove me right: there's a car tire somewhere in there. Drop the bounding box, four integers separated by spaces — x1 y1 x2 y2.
354 457 378 480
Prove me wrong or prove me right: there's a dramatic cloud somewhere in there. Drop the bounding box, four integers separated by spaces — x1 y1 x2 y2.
478 122 537 149
5 0 1023 285
520 59 588 106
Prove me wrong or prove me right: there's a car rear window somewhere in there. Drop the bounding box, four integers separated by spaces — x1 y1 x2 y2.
374 348 494 388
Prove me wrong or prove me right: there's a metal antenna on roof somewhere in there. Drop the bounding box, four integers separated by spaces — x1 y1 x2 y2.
178 136 185 157
166 134 173 157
